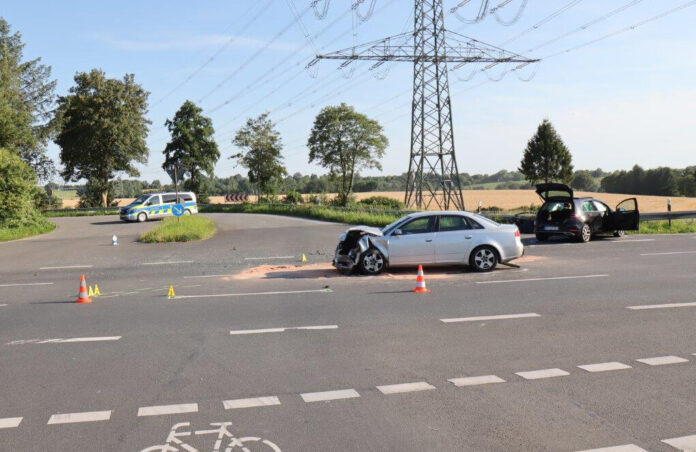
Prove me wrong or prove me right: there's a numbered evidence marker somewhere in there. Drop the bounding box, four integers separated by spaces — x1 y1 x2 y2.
172 203 185 217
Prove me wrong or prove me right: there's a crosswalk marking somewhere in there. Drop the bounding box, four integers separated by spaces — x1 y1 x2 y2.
47 410 112 425
376 382 436 395
223 396 281 410
636 356 689 366
300 389 360 403
577 445 648 452
448 375 506 387
137 403 198 417
516 368 570 380
662 434 696 450
577 362 632 373
0 417 22 429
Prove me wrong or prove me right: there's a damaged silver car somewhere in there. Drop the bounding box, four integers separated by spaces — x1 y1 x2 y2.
333 211 524 275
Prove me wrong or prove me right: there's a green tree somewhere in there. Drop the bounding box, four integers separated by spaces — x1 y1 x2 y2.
519 119 573 186
307 103 388 206
162 100 219 203
0 148 43 227
232 113 286 200
570 170 597 192
0 18 57 181
54 69 150 207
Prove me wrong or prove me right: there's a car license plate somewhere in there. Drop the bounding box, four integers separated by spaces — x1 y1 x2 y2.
544 226 559 231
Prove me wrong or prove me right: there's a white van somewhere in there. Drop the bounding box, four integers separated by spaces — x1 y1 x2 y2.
119 192 198 222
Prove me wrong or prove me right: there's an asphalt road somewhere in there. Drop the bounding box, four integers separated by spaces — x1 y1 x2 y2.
2 214 696 451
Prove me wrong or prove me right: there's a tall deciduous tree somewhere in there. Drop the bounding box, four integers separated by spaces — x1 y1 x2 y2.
232 113 286 200
307 103 388 206
0 18 57 181
54 69 150 207
162 100 219 202
519 119 573 186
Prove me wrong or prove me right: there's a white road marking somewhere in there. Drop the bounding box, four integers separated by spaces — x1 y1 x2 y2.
441 313 540 323
627 302 696 310
183 274 235 279
0 282 53 288
140 260 194 265
662 434 696 450
612 239 655 243
476 274 608 285
515 368 570 380
577 362 632 373
636 356 689 366
174 288 332 299
0 417 22 429
47 410 112 425
39 265 92 270
138 403 198 417
223 396 281 410
7 336 122 345
301 389 360 403
0 304 6 307
448 375 506 387
244 256 295 261
229 325 337 335
577 445 648 452
641 251 696 256
376 382 436 395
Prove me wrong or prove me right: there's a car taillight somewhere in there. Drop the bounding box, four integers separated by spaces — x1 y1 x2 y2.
569 214 577 220
514 229 521 237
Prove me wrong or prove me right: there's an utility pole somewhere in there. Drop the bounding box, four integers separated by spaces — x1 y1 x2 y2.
314 0 537 210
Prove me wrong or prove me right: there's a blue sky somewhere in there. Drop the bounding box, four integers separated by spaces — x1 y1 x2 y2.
3 0 696 183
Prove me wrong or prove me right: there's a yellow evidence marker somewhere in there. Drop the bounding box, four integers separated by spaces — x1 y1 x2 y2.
301 253 308 263
93 285 101 296
88 286 95 297
167 285 176 299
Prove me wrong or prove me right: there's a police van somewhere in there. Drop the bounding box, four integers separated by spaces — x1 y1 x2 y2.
119 192 198 222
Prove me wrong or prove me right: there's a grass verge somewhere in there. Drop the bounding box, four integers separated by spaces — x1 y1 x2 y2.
0 219 56 242
139 215 216 243
44 209 119 217
630 219 696 234
201 203 402 227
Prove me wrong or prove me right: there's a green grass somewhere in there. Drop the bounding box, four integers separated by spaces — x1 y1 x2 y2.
44 209 119 217
0 220 56 242
139 215 216 243
201 203 403 227
630 219 696 234
51 189 77 200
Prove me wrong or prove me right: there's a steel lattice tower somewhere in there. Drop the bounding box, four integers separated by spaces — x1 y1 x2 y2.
316 0 537 210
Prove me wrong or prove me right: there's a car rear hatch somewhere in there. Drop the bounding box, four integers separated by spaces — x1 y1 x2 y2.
535 184 575 232
535 183 573 202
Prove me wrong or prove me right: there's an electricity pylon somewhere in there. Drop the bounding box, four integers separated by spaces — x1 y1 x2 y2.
315 0 537 210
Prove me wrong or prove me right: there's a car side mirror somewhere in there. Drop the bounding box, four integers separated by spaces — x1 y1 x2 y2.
392 228 403 236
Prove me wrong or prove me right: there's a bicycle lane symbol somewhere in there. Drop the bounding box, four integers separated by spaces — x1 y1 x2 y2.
140 421 281 452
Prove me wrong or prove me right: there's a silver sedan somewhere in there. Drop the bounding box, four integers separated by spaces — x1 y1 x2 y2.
333 211 524 275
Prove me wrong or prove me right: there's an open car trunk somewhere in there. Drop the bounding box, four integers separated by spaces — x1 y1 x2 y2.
536 183 573 202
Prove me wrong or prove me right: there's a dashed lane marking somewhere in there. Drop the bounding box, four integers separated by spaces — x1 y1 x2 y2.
577 362 632 373
39 265 92 270
7 336 122 345
47 410 112 425
636 356 689 366
577 445 648 452
448 375 506 387
138 403 198 417
640 251 696 256
441 313 540 323
662 434 696 450
300 389 360 403
376 382 436 395
229 325 337 335
140 260 195 266
223 396 281 410
244 256 295 261
0 417 22 429
0 304 6 307
0 282 53 288
515 368 570 380
627 301 696 310
476 274 609 285
174 288 333 300
183 274 235 279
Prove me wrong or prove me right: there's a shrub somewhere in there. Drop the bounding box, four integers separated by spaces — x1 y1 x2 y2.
358 195 404 210
283 190 304 204
0 148 44 227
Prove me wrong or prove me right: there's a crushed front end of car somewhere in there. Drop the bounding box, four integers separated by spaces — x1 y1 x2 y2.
332 226 386 274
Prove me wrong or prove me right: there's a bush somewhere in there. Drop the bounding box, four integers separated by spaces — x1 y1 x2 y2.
283 190 304 204
358 196 405 210
307 193 329 205
0 148 44 227
329 193 356 207
139 215 216 243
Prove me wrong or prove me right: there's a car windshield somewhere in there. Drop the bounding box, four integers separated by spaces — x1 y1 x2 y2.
130 194 150 205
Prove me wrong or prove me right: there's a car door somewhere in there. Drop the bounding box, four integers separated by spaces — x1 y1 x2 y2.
593 200 613 233
388 216 437 265
161 194 177 217
434 215 473 263
581 200 602 233
612 198 640 231
146 195 163 217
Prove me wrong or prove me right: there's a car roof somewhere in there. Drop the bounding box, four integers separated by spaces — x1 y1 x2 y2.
404 210 473 218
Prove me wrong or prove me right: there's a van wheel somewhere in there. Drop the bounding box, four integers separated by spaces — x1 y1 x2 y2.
137 212 147 222
578 224 592 243
613 230 625 238
184 209 191 216
470 246 498 272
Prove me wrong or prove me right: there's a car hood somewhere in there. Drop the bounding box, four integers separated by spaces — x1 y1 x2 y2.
343 226 383 236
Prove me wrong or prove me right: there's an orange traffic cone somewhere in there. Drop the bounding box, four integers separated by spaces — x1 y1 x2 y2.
412 265 430 293
75 274 92 304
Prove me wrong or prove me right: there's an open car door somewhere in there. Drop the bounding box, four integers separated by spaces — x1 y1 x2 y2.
612 198 639 231
535 183 573 202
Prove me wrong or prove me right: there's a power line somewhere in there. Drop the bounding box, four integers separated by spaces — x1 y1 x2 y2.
498 0 585 47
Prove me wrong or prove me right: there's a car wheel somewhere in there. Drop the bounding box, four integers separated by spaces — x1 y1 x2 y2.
578 224 592 243
137 212 147 223
359 248 385 275
613 230 625 238
470 246 498 272
535 233 549 241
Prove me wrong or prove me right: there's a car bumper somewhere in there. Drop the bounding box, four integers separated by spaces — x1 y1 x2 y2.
120 212 137 221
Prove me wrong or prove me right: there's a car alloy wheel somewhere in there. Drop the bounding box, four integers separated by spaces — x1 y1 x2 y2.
471 246 497 272
137 212 147 222
580 224 592 243
613 230 625 237
360 248 385 275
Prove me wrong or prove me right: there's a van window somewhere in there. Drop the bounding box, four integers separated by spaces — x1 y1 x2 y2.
162 194 177 204
146 196 161 206
178 194 193 203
